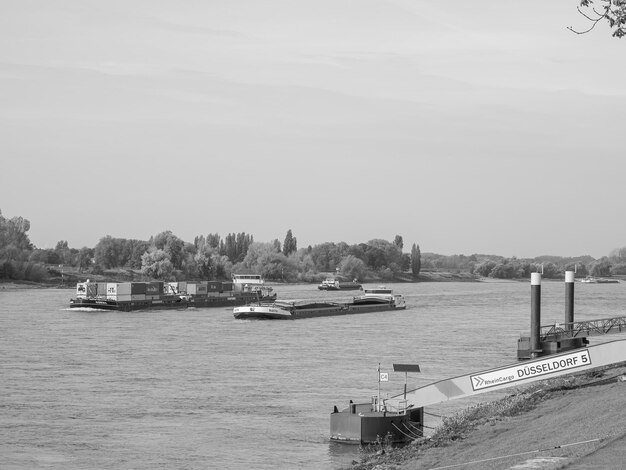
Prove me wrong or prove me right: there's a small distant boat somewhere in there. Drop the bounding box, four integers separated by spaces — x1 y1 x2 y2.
233 287 406 320
317 277 362 291
579 276 620 284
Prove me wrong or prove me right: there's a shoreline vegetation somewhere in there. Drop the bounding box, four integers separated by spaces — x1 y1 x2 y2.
351 363 626 469
0 270 483 291
2 270 625 291
3 210 626 289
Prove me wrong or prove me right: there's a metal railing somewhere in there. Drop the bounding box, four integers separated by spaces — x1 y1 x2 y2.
540 315 626 341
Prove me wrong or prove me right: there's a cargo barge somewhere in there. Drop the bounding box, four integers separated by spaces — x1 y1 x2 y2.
69 274 275 311
233 287 406 320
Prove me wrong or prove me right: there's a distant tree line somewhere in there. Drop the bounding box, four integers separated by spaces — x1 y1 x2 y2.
2 207 625 283
421 251 626 279
0 209 422 283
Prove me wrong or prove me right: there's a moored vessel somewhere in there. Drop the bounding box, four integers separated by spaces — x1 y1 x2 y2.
317 277 362 291
579 276 620 284
69 274 275 311
233 287 406 320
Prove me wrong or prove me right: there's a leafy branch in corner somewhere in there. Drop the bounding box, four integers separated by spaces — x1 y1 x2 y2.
568 0 626 37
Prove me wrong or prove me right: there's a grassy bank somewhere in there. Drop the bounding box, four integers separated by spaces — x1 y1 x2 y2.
351 363 626 469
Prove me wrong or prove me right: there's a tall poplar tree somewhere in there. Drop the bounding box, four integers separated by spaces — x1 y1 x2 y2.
411 243 421 279
283 229 297 256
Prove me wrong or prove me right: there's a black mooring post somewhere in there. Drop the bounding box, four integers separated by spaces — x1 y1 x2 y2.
531 272 542 358
404 372 407 400
565 271 574 332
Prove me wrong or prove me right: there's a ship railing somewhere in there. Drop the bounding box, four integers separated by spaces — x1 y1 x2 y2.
381 399 410 414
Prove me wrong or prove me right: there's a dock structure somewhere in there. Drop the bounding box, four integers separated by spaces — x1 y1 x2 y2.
331 271 626 445
540 316 626 342
518 271 626 359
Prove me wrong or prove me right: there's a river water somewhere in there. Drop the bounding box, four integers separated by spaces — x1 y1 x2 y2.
1 280 625 469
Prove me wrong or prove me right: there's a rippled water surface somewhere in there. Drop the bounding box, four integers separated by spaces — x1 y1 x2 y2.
1 280 625 469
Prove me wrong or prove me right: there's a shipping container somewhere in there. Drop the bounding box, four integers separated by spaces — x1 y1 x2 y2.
221 282 233 292
117 283 132 295
76 283 88 299
178 281 187 293
107 283 118 299
131 294 146 301
188 282 209 295
145 282 164 295
97 282 108 296
207 281 222 292
87 283 98 297
131 282 147 294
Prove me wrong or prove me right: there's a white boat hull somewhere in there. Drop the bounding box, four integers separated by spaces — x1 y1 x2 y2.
233 305 292 320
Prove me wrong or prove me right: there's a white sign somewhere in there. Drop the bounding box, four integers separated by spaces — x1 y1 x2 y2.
379 372 389 382
470 349 592 391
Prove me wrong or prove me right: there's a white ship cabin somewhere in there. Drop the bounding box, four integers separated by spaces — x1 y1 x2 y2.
232 274 266 293
362 287 394 300
232 274 265 285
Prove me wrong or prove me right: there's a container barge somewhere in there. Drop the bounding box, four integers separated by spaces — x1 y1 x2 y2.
69 274 275 311
233 287 406 320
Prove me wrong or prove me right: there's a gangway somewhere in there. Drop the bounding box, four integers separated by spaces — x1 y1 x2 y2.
384 338 626 411
540 315 626 341
331 339 626 444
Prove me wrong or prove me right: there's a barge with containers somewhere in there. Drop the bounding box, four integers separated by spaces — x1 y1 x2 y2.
233 287 406 320
69 274 275 311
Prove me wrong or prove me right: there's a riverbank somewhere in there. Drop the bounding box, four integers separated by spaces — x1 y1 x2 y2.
0 281 69 290
0 271 482 291
351 363 626 469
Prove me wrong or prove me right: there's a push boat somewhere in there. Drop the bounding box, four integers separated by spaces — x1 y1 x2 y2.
317 277 362 291
233 287 406 320
579 276 620 284
69 274 276 311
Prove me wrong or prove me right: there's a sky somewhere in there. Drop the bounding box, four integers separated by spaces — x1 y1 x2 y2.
1 1 624 259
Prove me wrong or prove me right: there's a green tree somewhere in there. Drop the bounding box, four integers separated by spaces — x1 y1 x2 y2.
393 235 403 250
141 249 174 279
283 229 297 256
0 210 33 261
55 240 71 264
220 232 253 262
339 255 367 281
237 242 296 280
94 236 121 269
410 243 421 279
194 243 216 279
76 247 93 272
590 258 612 276
611 262 626 275
475 260 497 277
489 262 519 279
152 231 185 270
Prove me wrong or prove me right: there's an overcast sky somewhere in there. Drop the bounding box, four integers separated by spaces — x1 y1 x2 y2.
1 1 624 259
